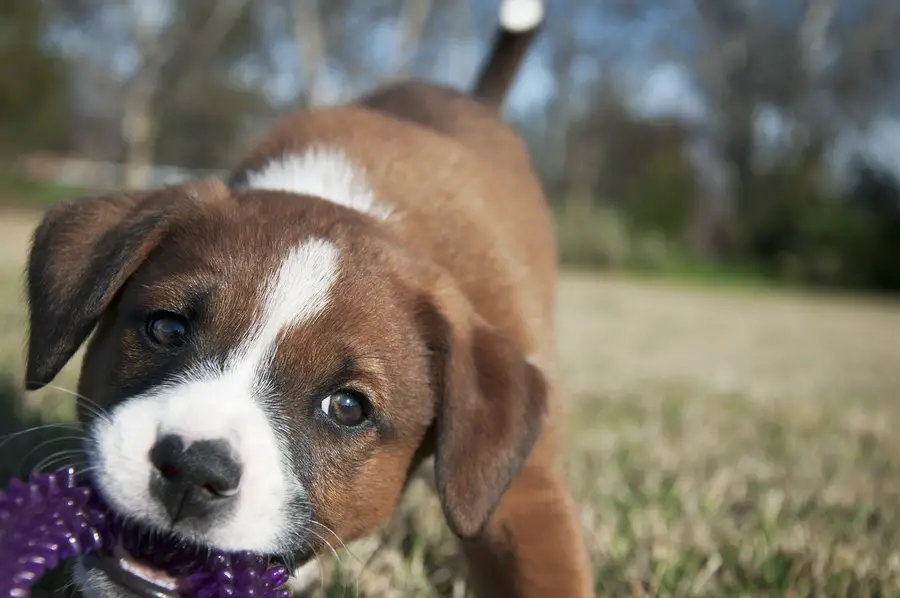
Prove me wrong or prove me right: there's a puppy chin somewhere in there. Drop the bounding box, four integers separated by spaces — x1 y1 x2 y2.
72 559 141 598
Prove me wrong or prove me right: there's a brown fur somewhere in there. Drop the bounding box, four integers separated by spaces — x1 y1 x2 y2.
23 13 594 598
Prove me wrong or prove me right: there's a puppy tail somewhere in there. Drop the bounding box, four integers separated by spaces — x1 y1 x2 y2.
472 0 545 109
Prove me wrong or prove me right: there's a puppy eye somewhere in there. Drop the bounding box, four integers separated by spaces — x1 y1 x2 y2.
145 312 189 348
320 390 368 427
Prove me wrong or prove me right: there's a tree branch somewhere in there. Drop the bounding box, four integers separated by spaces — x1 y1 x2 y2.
290 0 327 106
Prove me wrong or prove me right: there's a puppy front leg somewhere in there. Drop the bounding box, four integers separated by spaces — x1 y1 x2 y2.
460 444 594 598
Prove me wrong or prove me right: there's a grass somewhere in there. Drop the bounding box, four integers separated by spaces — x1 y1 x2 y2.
551 204 778 292
628 257 774 290
0 173 93 210
1 210 900 597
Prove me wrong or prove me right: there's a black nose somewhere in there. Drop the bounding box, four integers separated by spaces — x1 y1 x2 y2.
148 434 242 524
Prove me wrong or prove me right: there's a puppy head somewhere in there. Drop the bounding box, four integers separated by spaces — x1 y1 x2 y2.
25 180 547 566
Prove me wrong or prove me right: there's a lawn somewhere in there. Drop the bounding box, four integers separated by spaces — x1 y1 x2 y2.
1 207 899 597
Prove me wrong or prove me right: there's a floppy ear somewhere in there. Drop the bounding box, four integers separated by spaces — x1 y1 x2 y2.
24 179 227 391
418 281 548 540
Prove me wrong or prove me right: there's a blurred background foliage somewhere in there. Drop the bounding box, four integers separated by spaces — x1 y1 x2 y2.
0 0 897 292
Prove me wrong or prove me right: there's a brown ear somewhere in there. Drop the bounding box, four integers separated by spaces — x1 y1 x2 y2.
24 179 227 391
419 282 548 540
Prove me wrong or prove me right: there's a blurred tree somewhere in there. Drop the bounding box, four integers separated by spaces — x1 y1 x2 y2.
8 0 896 291
155 76 272 170
687 0 900 258
683 0 900 282
828 0 900 126
287 0 329 107
690 0 807 257
0 0 71 157
118 0 254 187
284 0 446 106
48 0 278 176
542 0 587 200
599 110 696 240
387 0 435 80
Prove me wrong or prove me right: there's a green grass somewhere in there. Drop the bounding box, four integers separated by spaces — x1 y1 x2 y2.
551 204 777 292
1 210 900 597
632 257 772 289
0 173 91 209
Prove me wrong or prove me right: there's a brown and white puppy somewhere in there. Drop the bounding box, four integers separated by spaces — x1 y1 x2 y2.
23 0 594 596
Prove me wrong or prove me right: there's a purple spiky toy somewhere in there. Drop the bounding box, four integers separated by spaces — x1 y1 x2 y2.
0 467 291 598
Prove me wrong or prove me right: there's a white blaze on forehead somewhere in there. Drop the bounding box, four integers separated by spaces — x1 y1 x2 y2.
241 146 393 221
90 237 341 553
230 237 340 373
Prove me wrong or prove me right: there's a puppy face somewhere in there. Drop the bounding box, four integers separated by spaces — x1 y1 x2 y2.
24 179 547 591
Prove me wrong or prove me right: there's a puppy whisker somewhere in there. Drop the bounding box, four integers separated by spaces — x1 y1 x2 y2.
307 530 360 598
305 524 365 598
29 382 113 425
306 527 340 563
63 388 113 424
309 548 329 598
33 449 88 473
0 422 83 450
276 551 295 576
60 574 82 596
69 464 98 480
308 520 361 566
18 436 86 471
288 539 329 598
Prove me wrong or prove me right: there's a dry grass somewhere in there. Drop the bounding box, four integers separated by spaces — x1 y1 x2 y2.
1 210 899 597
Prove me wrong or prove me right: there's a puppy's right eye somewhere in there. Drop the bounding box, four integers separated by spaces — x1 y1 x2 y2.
145 312 189 348
320 390 369 427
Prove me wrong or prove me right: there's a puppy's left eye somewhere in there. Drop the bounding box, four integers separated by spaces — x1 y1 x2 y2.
320 390 369 427
145 311 189 348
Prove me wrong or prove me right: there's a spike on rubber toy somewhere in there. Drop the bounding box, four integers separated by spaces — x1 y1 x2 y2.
0 468 291 598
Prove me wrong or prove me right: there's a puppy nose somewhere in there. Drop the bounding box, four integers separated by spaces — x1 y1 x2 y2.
148 434 242 523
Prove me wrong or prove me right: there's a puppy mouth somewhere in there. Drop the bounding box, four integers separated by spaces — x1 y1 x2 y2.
81 517 215 597
83 548 179 598
79 492 288 598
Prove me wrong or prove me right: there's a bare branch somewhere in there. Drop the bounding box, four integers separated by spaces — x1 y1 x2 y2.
166 0 255 102
799 0 839 79
290 0 327 106
390 0 434 79
121 0 253 188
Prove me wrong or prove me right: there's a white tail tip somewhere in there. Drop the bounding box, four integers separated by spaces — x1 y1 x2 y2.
499 0 544 33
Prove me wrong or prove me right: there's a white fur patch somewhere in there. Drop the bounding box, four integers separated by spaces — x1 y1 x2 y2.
89 238 341 554
499 0 544 32
241 147 393 220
